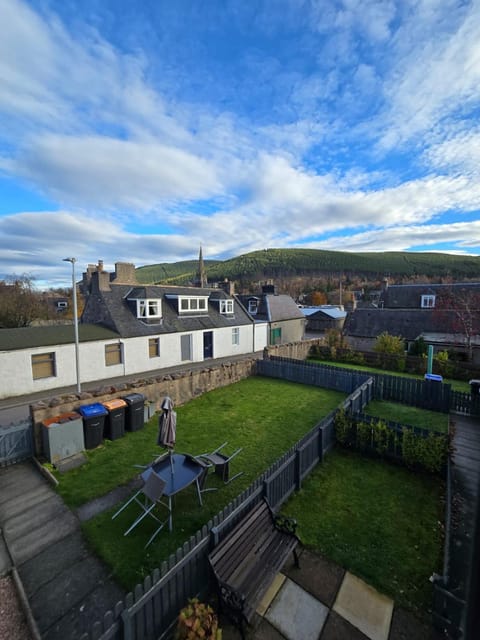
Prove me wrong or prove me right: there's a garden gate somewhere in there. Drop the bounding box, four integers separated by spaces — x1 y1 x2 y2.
0 418 34 466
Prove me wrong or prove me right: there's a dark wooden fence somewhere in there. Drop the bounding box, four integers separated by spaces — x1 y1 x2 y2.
258 356 371 393
263 355 458 413
309 346 480 381
81 377 373 640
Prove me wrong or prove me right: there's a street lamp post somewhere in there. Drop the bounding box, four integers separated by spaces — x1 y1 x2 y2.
63 257 81 394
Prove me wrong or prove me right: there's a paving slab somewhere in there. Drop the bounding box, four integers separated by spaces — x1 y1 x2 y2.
0 483 54 521
41 579 125 640
257 573 286 616
0 531 12 576
321 610 370 640
6 508 79 565
284 548 345 607
55 452 88 473
0 466 47 505
333 573 393 640
2 493 70 539
250 618 286 639
29 555 117 633
18 531 91 597
76 477 142 522
388 607 446 640
265 577 329 640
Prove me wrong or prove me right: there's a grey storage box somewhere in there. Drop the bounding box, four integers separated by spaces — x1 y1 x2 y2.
42 412 85 464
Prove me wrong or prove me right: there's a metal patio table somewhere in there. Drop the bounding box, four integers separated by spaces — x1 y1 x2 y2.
141 453 206 532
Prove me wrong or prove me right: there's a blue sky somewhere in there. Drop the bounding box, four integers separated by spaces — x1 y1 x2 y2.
1 0 480 287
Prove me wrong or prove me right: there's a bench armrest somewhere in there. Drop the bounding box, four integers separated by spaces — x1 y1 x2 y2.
273 514 298 535
217 578 246 614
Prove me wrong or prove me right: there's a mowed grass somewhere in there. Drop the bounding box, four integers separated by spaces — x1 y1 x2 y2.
57 377 345 587
282 447 444 617
54 375 445 615
364 400 449 433
308 357 470 392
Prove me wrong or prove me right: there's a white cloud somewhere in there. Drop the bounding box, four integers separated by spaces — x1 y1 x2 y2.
8 134 220 209
310 220 480 253
379 0 480 149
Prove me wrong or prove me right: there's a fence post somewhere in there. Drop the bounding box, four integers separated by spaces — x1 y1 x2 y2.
295 450 301 490
318 424 324 462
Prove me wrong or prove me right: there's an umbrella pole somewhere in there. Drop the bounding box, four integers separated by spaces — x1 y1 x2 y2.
169 447 174 475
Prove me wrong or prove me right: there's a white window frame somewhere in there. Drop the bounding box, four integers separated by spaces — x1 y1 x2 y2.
248 298 258 314
220 299 234 314
421 295 436 308
136 298 162 318
178 296 208 313
232 327 240 346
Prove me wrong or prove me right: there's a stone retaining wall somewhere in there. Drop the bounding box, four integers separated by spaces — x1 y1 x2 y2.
31 358 258 457
264 337 324 361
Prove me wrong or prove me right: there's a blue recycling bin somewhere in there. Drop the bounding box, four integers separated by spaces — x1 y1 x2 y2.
78 403 108 449
424 373 443 382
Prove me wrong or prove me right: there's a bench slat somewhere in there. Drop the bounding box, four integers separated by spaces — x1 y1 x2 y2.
208 498 300 630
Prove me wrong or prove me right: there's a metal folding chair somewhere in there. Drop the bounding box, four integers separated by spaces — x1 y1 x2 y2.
197 442 243 484
112 472 169 547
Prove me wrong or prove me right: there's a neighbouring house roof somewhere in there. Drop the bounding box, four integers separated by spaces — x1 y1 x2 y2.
0 324 120 351
300 306 347 320
81 284 253 338
236 293 305 323
344 308 444 341
380 282 480 309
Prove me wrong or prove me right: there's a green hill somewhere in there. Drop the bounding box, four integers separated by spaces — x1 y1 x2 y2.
136 260 220 284
135 249 480 285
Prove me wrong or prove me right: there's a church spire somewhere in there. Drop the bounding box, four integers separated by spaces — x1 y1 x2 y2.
197 244 207 288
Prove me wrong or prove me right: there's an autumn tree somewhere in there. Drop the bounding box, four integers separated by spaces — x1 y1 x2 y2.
0 275 48 328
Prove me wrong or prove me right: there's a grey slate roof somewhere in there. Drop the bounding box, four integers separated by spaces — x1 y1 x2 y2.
300 307 347 320
344 308 445 341
0 324 120 351
380 282 480 309
81 284 253 338
237 294 304 323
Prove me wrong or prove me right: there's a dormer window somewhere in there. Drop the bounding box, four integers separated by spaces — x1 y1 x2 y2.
219 299 234 314
248 298 258 314
179 296 208 313
137 299 162 318
421 295 436 309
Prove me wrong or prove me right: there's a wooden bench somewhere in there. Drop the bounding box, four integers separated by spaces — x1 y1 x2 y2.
208 498 301 638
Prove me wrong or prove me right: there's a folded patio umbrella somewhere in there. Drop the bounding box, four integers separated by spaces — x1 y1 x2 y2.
157 396 177 449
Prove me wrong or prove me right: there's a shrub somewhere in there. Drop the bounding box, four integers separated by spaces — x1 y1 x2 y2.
334 409 355 446
335 415 448 475
175 599 222 640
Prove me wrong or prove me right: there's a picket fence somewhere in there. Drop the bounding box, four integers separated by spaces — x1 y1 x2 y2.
80 374 373 640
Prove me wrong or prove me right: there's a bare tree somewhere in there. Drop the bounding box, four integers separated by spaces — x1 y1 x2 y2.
434 286 480 361
0 275 48 328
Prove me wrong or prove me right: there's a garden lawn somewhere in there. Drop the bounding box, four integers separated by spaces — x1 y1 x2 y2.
282 447 444 617
364 400 449 433
59 377 345 588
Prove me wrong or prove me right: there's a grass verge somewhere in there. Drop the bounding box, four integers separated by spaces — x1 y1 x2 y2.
364 400 449 433
308 357 470 392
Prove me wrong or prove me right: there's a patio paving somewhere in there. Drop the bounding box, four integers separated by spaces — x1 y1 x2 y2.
332 572 394 640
